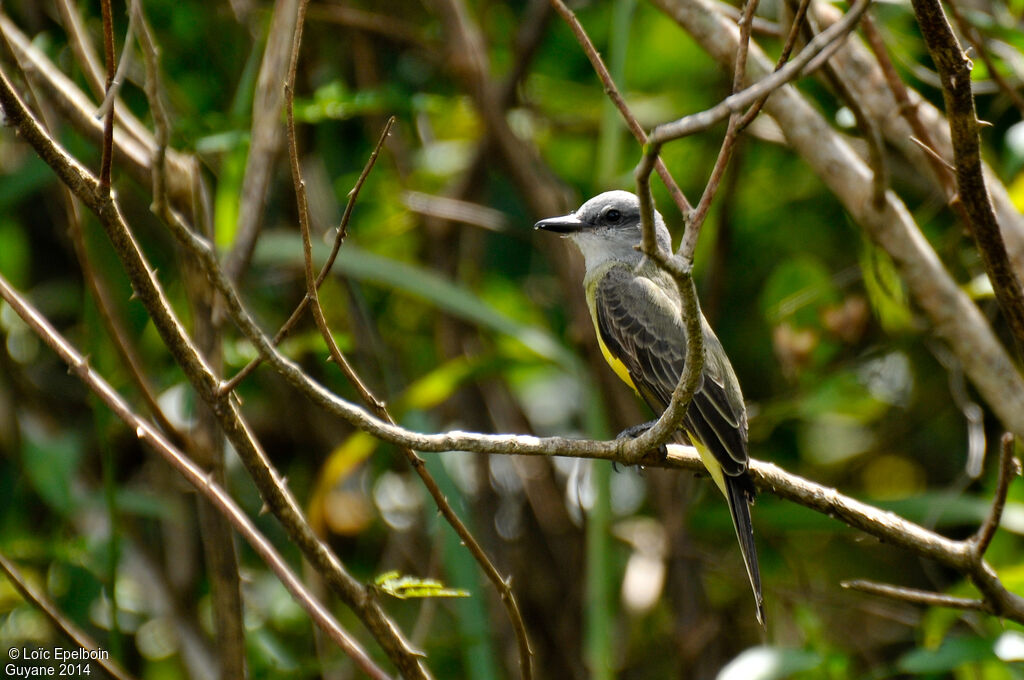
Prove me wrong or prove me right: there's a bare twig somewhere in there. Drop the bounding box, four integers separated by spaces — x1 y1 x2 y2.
128 0 172 212
682 0 761 249
735 0 811 132
94 7 136 121
790 0 889 210
218 116 394 396
648 0 871 147
549 0 693 215
973 433 1019 556
711 0 779 36
307 4 431 48
946 0 1024 118
98 0 115 193
0 276 392 680
631 151 706 462
909 134 957 172
224 0 300 282
54 0 105 99
0 552 139 680
841 580 992 613
911 0 1024 357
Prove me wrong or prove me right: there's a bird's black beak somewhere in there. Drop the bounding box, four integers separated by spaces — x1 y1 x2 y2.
534 214 584 233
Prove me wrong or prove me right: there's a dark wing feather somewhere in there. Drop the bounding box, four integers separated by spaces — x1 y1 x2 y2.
594 267 749 475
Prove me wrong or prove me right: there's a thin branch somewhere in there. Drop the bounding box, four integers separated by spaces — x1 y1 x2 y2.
946 0 1024 118
128 0 172 213
0 275 392 680
909 134 957 172
549 0 692 214
631 149 706 462
224 0 300 283
99 0 115 193
711 0 780 36
682 0 761 251
284 6 534 676
841 580 993 613
735 0 811 132
219 116 394 396
0 62 430 679
306 4 431 49
54 0 105 99
0 15 195 214
862 13 965 206
910 0 1024 357
973 433 1019 556
648 0 871 146
0 552 139 680
94 7 136 121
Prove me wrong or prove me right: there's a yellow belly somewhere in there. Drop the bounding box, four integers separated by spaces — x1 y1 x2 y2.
586 280 729 499
595 326 638 392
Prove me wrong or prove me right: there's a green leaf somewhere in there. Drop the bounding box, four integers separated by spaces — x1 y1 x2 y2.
292 81 396 123
860 237 915 333
373 571 470 599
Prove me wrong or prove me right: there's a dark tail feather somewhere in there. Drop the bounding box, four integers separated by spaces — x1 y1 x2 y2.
725 475 765 628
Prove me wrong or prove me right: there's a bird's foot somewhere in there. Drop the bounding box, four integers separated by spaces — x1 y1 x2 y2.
615 420 669 466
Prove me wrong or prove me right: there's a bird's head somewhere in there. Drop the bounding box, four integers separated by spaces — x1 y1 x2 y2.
534 191 672 267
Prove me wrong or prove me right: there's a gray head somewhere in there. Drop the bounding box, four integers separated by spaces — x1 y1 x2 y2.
534 191 673 270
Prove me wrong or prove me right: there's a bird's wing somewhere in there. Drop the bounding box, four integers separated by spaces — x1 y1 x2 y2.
594 267 748 474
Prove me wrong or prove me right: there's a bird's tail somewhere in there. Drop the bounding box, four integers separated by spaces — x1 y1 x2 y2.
725 475 765 628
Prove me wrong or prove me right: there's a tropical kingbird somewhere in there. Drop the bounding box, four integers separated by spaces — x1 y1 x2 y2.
536 190 764 626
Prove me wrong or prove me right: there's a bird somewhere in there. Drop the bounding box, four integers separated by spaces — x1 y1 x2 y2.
535 190 764 626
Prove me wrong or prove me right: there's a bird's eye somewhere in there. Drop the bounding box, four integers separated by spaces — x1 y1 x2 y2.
605 208 621 223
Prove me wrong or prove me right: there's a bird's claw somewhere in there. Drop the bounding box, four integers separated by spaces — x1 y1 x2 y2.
615 420 669 466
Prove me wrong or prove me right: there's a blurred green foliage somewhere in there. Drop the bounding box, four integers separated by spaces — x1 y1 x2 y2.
0 0 1023 678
